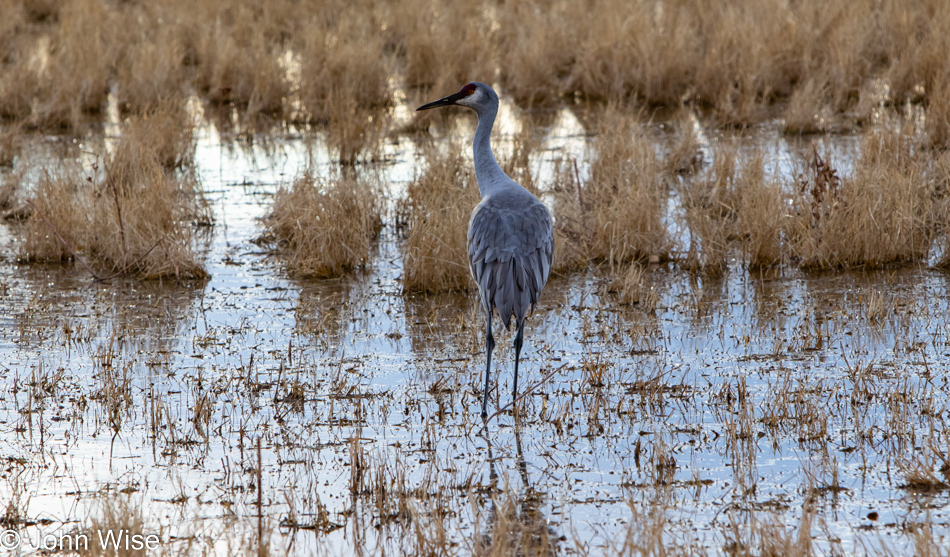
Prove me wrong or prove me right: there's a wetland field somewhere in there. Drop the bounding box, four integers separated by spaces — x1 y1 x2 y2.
1 0 950 555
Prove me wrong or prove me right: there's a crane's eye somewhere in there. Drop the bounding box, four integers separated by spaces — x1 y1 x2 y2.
462 83 478 96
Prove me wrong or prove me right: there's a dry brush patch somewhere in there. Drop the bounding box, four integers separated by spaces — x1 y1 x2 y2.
0 0 949 130
19 110 209 279
115 20 190 114
787 128 935 269
494 2 576 108
680 143 746 276
30 0 119 130
925 70 950 150
192 16 287 119
384 0 496 97
0 122 21 167
400 142 480 292
736 152 786 270
112 99 196 170
266 172 381 279
553 104 669 272
296 13 392 163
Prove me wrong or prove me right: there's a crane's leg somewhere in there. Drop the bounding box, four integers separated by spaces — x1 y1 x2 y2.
512 319 525 402
481 312 495 418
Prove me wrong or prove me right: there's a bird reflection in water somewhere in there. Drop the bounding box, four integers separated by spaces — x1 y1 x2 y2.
478 423 560 555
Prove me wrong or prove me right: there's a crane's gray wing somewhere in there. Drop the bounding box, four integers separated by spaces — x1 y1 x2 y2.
468 198 554 329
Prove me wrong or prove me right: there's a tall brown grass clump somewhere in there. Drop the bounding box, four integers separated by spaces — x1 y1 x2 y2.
266 173 381 278
0 54 38 123
787 129 935 269
297 14 391 163
494 2 575 107
682 144 769 276
115 22 190 114
20 111 209 279
553 104 669 271
926 71 950 150
113 99 196 170
0 123 21 167
385 0 495 96
783 80 838 135
400 143 480 292
682 206 730 277
881 0 950 107
81 496 147 557
1 0 950 132
192 13 287 118
0 0 25 60
31 0 119 129
737 153 786 270
0 175 16 212
471 489 558 556
930 154 950 269
566 0 698 105
665 110 706 175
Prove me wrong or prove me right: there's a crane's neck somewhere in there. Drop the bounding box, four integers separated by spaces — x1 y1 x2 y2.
472 103 507 198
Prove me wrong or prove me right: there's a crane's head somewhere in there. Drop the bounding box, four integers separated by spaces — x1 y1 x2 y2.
416 82 495 112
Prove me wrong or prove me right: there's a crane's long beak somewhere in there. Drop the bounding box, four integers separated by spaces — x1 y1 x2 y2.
416 91 465 111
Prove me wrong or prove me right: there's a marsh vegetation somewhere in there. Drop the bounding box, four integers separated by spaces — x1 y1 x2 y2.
1 0 950 555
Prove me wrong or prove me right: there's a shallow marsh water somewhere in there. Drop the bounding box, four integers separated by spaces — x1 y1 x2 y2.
0 105 948 555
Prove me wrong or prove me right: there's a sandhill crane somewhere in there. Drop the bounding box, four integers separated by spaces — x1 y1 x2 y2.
417 82 554 418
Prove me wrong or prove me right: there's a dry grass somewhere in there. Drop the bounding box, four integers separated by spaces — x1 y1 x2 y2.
567 1 696 105
737 153 786 270
113 99 196 170
898 443 950 493
0 173 17 214
31 0 119 130
932 155 950 268
386 0 496 96
19 111 209 279
0 0 946 132
721 507 815 557
472 489 557 556
193 17 287 118
0 0 945 154
665 110 706 175
494 2 574 108
553 104 669 272
0 123 20 167
787 128 935 269
783 80 839 135
400 142 480 292
266 173 381 279
926 71 950 150
296 13 391 163
605 262 654 308
115 22 190 115
80 496 148 557
681 145 744 276
683 205 730 277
